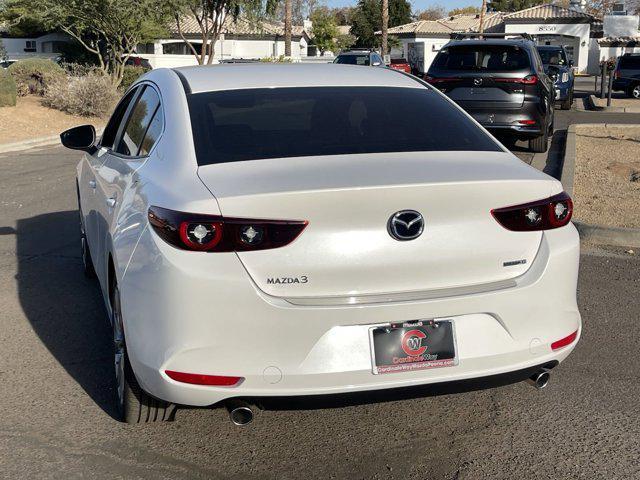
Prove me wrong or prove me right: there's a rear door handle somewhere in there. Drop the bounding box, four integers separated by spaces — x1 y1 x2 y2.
106 197 117 208
88 180 96 189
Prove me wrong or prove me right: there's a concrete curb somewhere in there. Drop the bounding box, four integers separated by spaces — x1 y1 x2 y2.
0 127 105 155
563 122 640 248
586 94 640 113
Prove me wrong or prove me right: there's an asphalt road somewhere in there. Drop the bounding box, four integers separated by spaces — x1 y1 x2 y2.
1 126 640 478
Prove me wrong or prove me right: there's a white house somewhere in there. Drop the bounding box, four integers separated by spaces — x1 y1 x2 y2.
1 18 311 66
385 2 640 74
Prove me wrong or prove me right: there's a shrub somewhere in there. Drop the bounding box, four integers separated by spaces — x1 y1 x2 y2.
0 69 17 107
120 65 147 91
43 70 119 117
8 58 65 96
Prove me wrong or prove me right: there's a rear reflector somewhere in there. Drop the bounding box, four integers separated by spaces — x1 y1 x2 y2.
551 330 578 351
165 370 243 386
518 120 536 125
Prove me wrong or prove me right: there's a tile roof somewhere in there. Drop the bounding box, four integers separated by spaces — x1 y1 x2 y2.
171 16 306 37
385 12 504 35
503 3 596 20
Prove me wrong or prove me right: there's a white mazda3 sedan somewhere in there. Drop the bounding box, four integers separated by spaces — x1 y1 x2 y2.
61 64 581 424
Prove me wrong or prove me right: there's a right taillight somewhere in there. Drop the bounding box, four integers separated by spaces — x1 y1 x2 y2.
491 192 573 231
148 206 307 252
494 75 538 85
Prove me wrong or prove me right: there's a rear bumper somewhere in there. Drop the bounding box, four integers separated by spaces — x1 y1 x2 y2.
121 224 581 407
465 103 546 138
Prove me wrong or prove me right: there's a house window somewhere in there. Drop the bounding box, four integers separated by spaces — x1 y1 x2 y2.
136 43 155 54
162 42 201 55
24 40 36 52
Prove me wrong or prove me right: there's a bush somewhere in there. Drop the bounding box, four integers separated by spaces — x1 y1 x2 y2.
0 69 17 107
120 65 147 91
43 70 119 117
8 58 65 96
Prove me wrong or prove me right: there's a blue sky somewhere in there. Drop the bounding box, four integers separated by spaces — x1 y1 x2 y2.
323 0 482 12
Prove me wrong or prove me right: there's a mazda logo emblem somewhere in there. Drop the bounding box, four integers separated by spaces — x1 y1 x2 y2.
388 210 424 241
473 78 483 86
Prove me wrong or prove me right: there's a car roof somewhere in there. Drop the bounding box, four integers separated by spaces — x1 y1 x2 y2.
337 51 372 55
172 63 421 94
537 45 564 50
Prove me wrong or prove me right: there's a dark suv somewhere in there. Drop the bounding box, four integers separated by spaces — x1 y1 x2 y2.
612 53 640 99
334 49 385 67
426 33 554 153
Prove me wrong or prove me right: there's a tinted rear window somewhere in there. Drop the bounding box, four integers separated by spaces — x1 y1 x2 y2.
187 86 501 165
537 48 568 66
433 45 530 71
619 56 640 69
334 54 370 65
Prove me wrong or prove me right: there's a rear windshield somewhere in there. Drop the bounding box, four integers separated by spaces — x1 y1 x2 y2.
433 45 530 71
187 86 501 165
537 48 568 66
619 55 640 69
334 54 370 66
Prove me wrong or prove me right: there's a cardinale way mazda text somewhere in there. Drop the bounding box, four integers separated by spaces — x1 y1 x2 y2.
62 64 580 424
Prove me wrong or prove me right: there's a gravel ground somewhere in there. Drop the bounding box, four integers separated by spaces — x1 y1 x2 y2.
0 96 105 145
573 125 640 229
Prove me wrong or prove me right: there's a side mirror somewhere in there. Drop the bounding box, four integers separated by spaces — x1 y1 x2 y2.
60 125 97 153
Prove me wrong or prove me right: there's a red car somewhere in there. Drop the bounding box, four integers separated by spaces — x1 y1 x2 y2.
389 59 411 74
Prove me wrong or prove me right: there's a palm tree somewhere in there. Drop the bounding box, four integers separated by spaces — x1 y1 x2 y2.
284 0 292 56
381 0 388 55
478 0 487 34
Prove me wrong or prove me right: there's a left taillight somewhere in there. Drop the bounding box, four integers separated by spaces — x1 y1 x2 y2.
491 192 573 232
148 206 308 252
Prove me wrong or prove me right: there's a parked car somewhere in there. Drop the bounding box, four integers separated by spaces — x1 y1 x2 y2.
612 53 640 99
333 49 385 67
536 45 575 110
125 56 152 70
62 64 580 424
389 58 411 73
426 33 555 153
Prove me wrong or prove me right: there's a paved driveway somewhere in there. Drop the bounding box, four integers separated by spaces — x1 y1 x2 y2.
1 121 640 478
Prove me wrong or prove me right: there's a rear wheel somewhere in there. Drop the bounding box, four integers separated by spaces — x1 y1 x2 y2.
560 90 573 110
529 127 548 153
111 284 175 423
628 84 640 99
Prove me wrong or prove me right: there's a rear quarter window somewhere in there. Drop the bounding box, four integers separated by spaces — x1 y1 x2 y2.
187 86 502 165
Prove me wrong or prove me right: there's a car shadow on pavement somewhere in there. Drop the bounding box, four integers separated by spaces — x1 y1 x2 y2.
10 210 119 420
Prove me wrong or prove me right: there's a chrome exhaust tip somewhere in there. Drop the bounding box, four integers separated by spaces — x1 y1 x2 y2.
227 401 254 426
527 368 551 390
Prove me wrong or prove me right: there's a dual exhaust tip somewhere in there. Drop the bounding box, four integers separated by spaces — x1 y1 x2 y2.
226 368 551 425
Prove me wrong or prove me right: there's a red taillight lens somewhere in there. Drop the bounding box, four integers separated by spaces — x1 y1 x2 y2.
551 330 578 350
148 206 307 252
518 120 536 125
494 75 538 85
165 370 243 386
491 192 573 231
614 69 620 79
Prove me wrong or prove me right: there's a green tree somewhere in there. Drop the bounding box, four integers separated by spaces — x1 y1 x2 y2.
448 5 480 15
167 0 279 64
4 0 168 86
486 0 542 12
350 0 411 48
416 5 445 20
331 6 356 25
310 6 338 54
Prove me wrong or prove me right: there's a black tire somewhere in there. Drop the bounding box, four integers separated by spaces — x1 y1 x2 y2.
560 91 573 110
627 84 640 99
112 284 176 423
529 128 548 153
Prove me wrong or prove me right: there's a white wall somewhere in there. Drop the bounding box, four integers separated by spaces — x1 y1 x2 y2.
400 37 449 73
505 22 591 72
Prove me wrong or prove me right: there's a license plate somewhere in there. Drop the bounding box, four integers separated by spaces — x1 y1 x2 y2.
369 320 457 374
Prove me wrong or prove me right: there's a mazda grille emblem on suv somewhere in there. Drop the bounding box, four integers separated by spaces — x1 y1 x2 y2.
473 78 483 86
388 210 424 241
